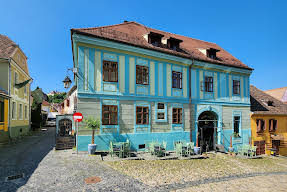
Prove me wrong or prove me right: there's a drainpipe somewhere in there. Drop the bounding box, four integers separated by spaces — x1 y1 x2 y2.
189 59 194 142
8 58 11 143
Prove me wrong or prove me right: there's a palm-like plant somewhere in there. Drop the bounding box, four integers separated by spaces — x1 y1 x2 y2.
83 116 100 144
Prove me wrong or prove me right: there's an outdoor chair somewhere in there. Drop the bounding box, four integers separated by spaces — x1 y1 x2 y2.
109 141 122 157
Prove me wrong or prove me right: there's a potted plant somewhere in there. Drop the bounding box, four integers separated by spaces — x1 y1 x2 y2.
83 116 101 155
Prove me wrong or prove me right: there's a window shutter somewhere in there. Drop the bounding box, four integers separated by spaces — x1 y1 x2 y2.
270 119 273 132
275 120 278 131
264 120 267 131
257 120 261 133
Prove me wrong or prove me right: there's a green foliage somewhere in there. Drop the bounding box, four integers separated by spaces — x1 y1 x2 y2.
48 92 66 103
83 116 101 130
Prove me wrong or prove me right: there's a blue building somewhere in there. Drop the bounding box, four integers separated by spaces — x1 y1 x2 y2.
70 21 252 152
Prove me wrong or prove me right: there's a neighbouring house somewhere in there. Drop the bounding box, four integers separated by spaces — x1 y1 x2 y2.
58 85 77 115
0 87 10 143
265 87 287 104
250 85 287 156
0 34 32 139
70 21 252 151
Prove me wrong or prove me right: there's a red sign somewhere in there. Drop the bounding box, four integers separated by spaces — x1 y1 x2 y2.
73 112 83 122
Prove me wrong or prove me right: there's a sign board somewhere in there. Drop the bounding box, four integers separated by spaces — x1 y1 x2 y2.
73 112 83 122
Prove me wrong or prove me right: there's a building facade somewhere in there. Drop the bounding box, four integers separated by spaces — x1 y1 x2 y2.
70 22 252 151
0 88 9 143
0 34 31 139
250 85 287 156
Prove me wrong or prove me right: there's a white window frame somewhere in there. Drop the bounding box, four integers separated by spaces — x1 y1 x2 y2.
12 101 17 120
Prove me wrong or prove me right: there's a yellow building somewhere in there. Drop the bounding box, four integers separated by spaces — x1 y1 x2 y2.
0 34 32 140
250 85 287 156
0 88 9 143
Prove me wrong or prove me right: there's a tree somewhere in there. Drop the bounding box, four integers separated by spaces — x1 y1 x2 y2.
48 92 66 103
83 116 101 144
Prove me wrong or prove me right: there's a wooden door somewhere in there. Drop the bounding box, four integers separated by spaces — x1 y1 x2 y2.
272 140 280 155
254 140 265 155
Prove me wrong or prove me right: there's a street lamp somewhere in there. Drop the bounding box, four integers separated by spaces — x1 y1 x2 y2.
63 76 72 89
62 68 78 89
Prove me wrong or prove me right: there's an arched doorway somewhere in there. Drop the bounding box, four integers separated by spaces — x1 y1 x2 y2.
59 118 72 136
197 111 218 152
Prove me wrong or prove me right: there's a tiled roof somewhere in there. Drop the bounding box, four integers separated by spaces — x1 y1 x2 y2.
250 85 287 115
0 34 18 59
0 34 29 75
265 87 287 103
71 21 252 70
42 100 50 106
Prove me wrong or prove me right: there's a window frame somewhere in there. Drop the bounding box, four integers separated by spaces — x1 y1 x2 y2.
256 119 265 133
136 65 149 85
24 105 28 120
204 76 213 92
172 71 182 89
233 116 240 135
172 108 182 124
136 106 149 125
12 101 17 120
0 100 4 122
102 105 118 125
269 119 277 132
102 60 118 82
19 103 23 120
233 80 240 95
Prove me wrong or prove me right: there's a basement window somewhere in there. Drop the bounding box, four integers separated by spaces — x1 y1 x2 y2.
148 32 164 47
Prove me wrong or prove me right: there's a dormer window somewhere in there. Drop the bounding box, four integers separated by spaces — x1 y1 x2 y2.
206 48 220 59
167 37 183 51
148 32 164 47
267 101 274 106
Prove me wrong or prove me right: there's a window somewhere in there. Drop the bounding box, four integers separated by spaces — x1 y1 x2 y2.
157 103 165 109
233 116 240 134
103 60 118 82
24 85 27 94
24 105 28 119
172 108 182 124
157 113 165 120
136 65 149 85
233 80 240 95
102 105 118 125
267 101 274 106
0 101 4 122
148 32 163 47
206 48 219 59
204 76 213 92
269 119 277 132
14 72 18 85
167 38 182 51
256 119 265 133
172 71 182 89
19 103 23 119
136 106 149 125
66 99 70 107
12 102 16 119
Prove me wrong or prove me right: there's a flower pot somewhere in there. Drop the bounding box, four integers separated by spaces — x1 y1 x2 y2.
228 147 234 153
88 144 97 155
194 147 201 155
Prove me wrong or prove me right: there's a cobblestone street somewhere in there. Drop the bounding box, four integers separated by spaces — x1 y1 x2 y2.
1 128 287 192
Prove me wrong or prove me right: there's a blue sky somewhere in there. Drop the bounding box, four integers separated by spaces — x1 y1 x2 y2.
0 0 286 93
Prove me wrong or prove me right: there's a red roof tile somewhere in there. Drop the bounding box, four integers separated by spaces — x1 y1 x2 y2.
250 85 287 115
0 34 18 59
71 21 252 70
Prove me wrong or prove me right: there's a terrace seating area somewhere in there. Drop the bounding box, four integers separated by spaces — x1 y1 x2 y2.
237 145 257 158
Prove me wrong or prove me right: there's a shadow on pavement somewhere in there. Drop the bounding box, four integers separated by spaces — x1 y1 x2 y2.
0 126 55 191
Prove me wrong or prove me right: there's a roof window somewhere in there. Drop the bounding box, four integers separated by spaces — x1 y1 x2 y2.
206 48 220 59
167 37 183 51
148 32 164 47
267 101 274 106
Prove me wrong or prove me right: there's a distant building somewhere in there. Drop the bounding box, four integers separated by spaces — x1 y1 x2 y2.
250 85 287 156
58 85 77 115
265 87 287 104
0 34 32 140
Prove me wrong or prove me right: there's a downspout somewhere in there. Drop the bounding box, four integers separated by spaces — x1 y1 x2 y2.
189 59 194 142
8 58 11 143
